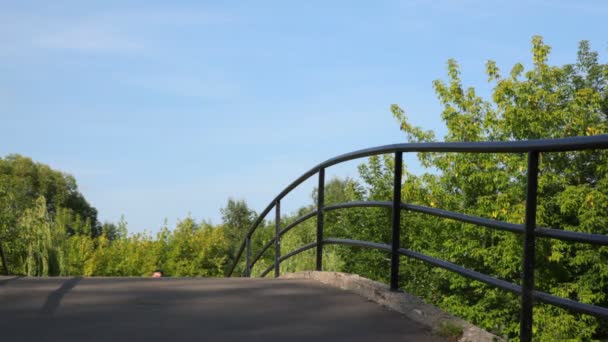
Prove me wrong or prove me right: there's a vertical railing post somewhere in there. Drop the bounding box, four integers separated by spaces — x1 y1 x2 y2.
244 236 251 277
390 152 403 291
316 168 325 271
520 151 539 342
274 200 281 278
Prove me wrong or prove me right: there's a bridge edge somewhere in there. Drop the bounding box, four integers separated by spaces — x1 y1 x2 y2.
280 271 504 342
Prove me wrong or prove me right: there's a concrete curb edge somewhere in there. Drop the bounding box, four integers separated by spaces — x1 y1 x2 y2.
281 271 504 342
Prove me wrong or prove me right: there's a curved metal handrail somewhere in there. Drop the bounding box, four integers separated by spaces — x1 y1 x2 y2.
227 134 608 341
228 135 608 276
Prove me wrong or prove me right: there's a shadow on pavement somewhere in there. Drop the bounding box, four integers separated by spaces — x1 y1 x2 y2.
40 277 82 315
0 276 22 286
0 277 443 342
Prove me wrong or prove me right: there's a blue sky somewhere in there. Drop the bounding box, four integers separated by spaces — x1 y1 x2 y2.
1 1 607 233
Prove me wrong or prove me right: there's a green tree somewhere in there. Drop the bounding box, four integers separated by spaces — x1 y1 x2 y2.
0 155 100 274
372 36 608 340
18 197 52 276
165 217 230 276
221 198 256 263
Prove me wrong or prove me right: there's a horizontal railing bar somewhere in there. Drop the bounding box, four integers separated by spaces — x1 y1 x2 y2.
400 243 608 316
239 201 608 276
321 136 608 169
402 203 525 234
535 228 608 246
404 203 608 246
246 202 392 275
323 237 521 293
259 242 318 277
250 237 276 270
279 242 318 263
324 237 392 251
323 237 608 318
324 201 392 212
251 203 398 273
280 211 318 237
251 203 390 272
533 290 608 319
272 136 608 232
260 264 273 278
276 137 608 219
251 211 319 272
398 246 522 294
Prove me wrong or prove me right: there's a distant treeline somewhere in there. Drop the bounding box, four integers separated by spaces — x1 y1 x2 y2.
1 36 607 340
0 153 237 277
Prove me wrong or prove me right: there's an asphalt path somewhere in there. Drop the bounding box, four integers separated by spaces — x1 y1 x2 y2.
0 276 442 341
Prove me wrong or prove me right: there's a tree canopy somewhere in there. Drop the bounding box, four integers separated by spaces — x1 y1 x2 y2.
358 36 608 340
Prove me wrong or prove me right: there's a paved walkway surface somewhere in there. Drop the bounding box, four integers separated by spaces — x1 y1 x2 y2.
0 276 443 341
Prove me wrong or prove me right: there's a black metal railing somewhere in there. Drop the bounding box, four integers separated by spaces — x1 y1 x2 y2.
227 135 608 341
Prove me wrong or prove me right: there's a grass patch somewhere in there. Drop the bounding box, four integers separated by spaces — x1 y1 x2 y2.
437 321 463 340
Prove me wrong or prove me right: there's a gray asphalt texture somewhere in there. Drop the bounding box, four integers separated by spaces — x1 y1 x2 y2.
0 276 443 341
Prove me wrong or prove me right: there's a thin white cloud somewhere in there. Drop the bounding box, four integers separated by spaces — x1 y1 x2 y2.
91 8 237 27
36 27 141 52
120 74 241 99
400 0 494 14
0 6 237 54
531 0 608 13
